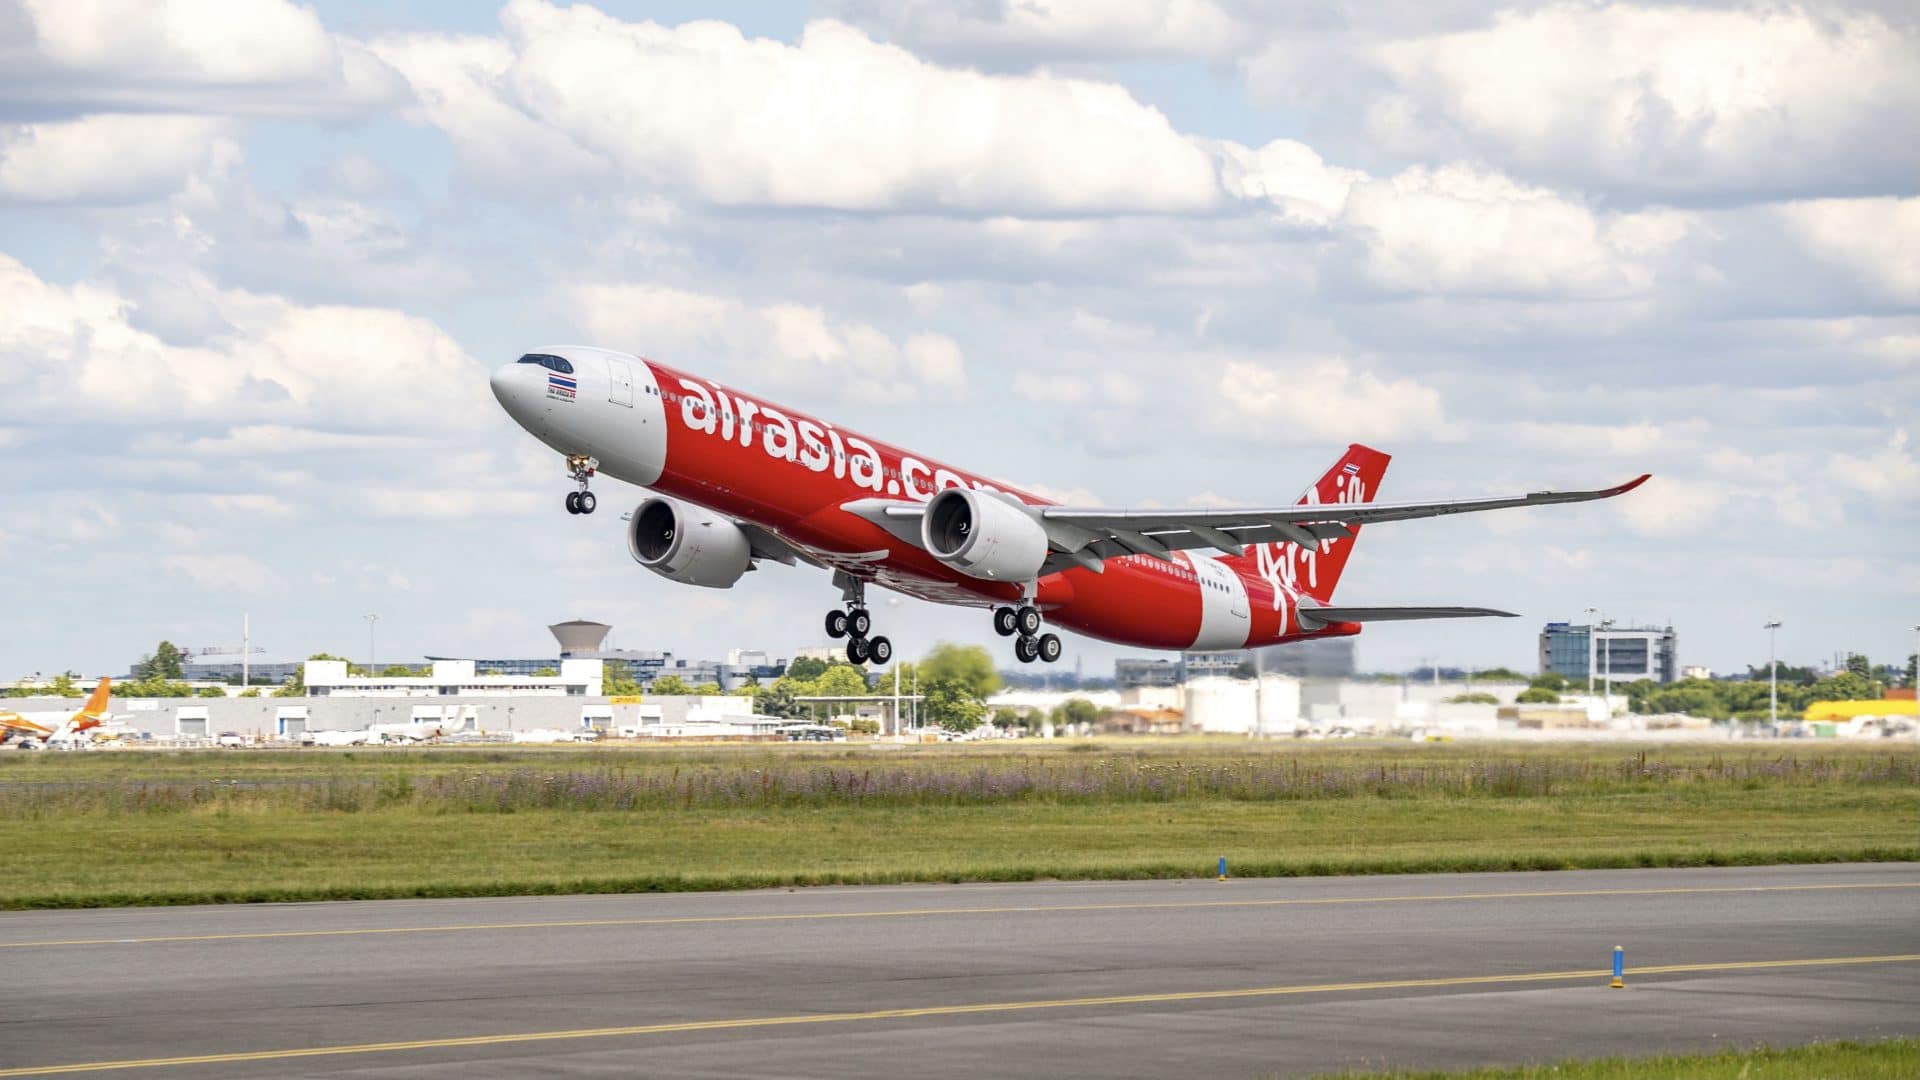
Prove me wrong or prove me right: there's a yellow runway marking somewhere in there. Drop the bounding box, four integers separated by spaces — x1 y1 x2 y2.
3 880 1917 950
1 953 1915 1076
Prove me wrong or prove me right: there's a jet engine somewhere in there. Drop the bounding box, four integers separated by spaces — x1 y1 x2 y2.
626 495 752 588
921 488 1049 582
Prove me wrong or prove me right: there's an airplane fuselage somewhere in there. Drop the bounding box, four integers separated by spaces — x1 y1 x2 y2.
490 347 1350 652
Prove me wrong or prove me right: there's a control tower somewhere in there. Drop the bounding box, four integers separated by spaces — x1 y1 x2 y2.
549 620 612 657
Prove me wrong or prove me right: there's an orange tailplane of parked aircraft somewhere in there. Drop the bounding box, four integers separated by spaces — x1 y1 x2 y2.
491 349 1648 666
0 677 113 746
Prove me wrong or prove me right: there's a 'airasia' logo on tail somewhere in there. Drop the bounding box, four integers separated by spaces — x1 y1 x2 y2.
1250 466 1370 616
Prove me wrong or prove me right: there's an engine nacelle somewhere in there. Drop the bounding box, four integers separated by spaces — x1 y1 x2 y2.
921 488 1049 582
626 495 752 589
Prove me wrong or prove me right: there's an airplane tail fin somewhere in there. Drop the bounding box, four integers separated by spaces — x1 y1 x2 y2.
72 677 112 729
1298 444 1390 602
1225 443 1390 604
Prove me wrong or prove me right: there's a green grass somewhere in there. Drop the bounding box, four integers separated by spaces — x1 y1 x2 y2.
1 743 1914 908
1309 1037 1920 1078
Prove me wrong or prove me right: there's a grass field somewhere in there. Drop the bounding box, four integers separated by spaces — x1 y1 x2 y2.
1 741 1914 908
1308 1037 1920 1078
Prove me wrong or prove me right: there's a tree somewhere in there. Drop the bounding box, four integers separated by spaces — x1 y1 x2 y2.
382 665 420 677
1516 687 1560 704
1846 653 1872 679
603 662 642 696
195 686 226 698
48 673 82 698
651 675 693 696
133 641 186 681
785 656 831 682
920 643 1001 699
1048 697 1099 731
238 688 262 698
924 679 986 733
753 682 801 719
1908 653 1918 688
531 666 559 677
1528 672 1570 693
810 665 872 698
692 681 723 696
1446 692 1500 705
991 707 1024 730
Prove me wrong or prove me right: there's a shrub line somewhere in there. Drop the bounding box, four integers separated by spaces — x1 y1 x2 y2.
6 845 1914 911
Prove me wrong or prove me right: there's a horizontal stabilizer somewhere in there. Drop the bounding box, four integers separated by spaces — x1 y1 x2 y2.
1298 606 1517 629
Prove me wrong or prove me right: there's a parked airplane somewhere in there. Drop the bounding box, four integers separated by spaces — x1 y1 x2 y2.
1 677 113 747
490 349 1646 665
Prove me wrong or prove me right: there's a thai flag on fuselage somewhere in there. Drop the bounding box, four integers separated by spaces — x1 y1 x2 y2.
548 372 577 398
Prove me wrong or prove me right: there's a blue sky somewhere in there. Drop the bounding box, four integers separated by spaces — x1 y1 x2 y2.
1 0 1915 679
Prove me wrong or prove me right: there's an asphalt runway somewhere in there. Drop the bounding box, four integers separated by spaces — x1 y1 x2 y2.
1 864 1916 1078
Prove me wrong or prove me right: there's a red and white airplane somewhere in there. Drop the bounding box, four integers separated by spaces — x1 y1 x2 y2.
491 348 1647 666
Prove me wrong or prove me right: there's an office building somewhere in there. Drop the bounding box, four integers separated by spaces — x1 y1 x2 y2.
1539 621 1678 685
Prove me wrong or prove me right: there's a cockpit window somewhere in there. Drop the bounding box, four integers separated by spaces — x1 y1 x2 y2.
517 353 574 375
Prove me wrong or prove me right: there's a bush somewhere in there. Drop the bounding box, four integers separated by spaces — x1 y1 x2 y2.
1516 687 1561 704
1446 692 1500 705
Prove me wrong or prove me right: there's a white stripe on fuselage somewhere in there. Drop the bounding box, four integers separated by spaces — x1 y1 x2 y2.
1185 552 1253 650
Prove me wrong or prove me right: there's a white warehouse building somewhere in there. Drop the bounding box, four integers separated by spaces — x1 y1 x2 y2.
305 659 603 698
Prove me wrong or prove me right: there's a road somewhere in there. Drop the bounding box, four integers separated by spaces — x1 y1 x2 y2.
1 864 1917 1077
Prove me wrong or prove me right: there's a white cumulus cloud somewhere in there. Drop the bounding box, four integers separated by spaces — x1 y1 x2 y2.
564 282 967 404
0 114 235 204
1775 197 1920 307
1359 4 1920 200
1210 356 1445 444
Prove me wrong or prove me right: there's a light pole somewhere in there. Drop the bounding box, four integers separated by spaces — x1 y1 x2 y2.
1583 607 1600 697
1599 618 1615 717
1765 618 1783 725
364 613 380 674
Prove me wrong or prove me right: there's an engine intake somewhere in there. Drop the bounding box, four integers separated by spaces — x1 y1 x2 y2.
627 495 752 589
922 488 1049 582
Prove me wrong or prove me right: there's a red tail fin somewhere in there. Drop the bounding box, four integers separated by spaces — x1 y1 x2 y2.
1227 443 1390 604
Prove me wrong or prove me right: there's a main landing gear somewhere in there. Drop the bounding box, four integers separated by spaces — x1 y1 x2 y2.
564 454 599 515
994 604 1061 664
823 577 892 666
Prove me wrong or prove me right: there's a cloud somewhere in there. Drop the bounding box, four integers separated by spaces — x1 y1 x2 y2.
828 0 1249 62
1775 197 1920 307
0 0 404 119
1616 475 1727 537
160 553 282 593
0 114 235 204
564 283 967 403
203 495 296 519
373 1 1222 214
1334 165 1692 298
0 254 490 430
1828 429 1920 497
1210 356 1445 444
1357 4 1920 200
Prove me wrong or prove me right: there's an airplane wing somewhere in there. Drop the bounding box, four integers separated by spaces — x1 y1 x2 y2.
1296 606 1516 630
1034 474 1651 560
844 473 1648 573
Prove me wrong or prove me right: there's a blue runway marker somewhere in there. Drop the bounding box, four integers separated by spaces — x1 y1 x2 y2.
1611 945 1625 988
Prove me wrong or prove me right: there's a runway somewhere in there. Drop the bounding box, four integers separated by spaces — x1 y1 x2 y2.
2 864 1916 1078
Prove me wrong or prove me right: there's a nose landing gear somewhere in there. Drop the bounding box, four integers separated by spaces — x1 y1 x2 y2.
564 455 599 515
994 604 1061 664
824 574 891 666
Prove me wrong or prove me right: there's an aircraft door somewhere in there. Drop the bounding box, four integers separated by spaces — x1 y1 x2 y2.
609 359 634 407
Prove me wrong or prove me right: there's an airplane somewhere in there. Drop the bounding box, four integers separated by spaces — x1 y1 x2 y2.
489 348 1647 666
1 677 114 747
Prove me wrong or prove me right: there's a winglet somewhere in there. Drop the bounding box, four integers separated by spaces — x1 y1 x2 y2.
1610 474 1653 497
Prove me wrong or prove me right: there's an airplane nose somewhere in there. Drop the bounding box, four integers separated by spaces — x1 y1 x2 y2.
490 361 542 427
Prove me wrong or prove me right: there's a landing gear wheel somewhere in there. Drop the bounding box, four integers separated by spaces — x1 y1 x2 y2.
846 637 871 665
825 610 850 639
848 608 872 638
1014 635 1040 664
565 492 581 515
1015 605 1042 637
576 491 596 515
1037 633 1062 664
866 636 893 664
992 607 1019 637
